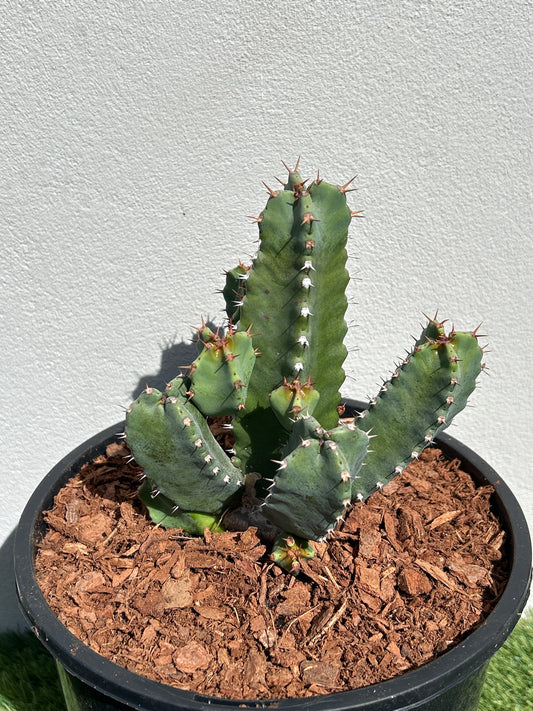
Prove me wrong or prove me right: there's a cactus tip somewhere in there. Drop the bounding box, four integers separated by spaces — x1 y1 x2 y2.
338 176 357 194
262 181 279 198
281 157 301 173
471 322 486 339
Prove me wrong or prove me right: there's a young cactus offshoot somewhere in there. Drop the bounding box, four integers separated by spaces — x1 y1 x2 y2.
125 160 485 571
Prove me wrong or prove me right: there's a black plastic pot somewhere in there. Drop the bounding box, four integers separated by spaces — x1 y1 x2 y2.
15 400 531 711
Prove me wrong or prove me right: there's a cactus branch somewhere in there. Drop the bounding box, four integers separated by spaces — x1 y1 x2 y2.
124 161 486 567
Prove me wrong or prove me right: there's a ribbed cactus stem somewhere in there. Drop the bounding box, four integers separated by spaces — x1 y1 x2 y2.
125 377 243 525
124 161 487 563
352 318 483 500
223 262 250 323
232 165 352 475
187 323 256 416
262 415 369 541
269 376 321 429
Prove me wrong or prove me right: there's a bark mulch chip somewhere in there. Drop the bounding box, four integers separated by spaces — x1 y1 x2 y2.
35 442 508 701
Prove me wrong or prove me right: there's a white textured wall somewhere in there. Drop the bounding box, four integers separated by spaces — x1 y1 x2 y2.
1 1 531 627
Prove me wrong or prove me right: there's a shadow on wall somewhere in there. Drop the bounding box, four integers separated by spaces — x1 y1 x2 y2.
131 322 220 400
0 322 222 708
1 325 218 635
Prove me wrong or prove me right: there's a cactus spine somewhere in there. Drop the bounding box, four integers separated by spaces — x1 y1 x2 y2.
125 160 485 570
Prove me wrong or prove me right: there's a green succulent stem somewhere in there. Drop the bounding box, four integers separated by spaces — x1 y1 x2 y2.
124 161 486 565
232 168 352 476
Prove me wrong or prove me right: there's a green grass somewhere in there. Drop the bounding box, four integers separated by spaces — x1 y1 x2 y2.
478 608 533 711
0 631 66 711
0 611 531 711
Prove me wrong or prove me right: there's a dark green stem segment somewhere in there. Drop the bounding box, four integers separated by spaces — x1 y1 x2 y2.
125 377 243 524
353 319 483 500
262 415 369 541
124 162 486 557
232 170 352 475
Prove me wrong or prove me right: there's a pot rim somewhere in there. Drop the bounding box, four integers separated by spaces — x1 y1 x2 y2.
14 399 532 711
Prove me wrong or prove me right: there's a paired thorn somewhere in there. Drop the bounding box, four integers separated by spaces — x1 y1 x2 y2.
271 458 288 471
262 181 279 198
301 212 319 226
421 312 440 332
338 176 357 194
281 156 301 173
471 322 487 339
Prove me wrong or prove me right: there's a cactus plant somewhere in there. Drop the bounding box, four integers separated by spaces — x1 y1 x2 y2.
125 159 485 570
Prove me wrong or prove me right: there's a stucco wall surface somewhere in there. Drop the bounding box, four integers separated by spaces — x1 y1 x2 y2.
1 1 531 627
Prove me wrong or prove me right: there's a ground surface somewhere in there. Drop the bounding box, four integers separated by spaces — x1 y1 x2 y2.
35 443 507 700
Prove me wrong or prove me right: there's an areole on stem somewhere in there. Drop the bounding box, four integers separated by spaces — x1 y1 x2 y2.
125 160 485 570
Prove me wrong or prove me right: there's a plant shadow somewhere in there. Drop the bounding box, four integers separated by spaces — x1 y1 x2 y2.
131 321 219 400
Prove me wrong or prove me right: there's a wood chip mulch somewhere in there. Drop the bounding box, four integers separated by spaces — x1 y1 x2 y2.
35 443 508 701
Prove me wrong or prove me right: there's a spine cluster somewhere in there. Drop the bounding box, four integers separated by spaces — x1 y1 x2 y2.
124 161 485 569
